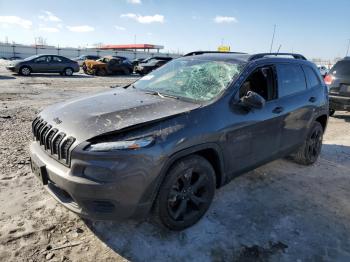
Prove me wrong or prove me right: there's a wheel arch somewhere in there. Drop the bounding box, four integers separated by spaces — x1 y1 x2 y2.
142 143 226 214
164 143 225 188
314 114 328 132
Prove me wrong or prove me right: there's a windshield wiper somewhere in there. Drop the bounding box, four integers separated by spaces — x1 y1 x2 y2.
144 90 179 100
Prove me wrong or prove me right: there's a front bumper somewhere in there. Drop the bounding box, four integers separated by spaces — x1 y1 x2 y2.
6 66 17 72
329 94 350 111
29 141 164 220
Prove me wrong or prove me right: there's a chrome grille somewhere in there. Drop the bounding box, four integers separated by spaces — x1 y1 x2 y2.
32 117 76 166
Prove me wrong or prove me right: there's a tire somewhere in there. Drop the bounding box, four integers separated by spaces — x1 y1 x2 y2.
63 67 74 76
153 155 216 230
96 69 107 76
290 121 323 165
19 66 31 76
123 68 131 75
329 109 335 116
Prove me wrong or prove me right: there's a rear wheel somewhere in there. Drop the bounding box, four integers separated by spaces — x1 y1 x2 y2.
329 109 335 116
153 155 215 230
63 67 74 76
96 69 107 76
123 68 131 75
290 121 323 165
19 66 31 76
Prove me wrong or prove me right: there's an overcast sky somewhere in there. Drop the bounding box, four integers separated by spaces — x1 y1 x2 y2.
0 0 349 59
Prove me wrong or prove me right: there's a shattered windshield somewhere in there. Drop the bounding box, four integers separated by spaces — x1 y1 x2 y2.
133 57 244 102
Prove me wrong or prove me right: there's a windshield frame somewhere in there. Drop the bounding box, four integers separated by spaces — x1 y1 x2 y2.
133 57 246 104
23 55 41 61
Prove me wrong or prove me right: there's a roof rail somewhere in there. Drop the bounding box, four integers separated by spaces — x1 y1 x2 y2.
248 53 307 61
184 51 248 56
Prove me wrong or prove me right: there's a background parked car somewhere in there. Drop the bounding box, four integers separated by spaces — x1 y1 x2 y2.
325 57 350 116
134 57 173 75
73 55 101 67
82 56 133 76
131 57 146 68
5 54 80 76
317 65 329 77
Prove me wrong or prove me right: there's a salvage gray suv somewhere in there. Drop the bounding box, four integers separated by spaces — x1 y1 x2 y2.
30 52 329 230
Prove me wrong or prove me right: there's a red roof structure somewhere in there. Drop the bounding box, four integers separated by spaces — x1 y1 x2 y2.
99 44 164 51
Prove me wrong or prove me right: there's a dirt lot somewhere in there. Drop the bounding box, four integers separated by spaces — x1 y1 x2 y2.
0 63 350 262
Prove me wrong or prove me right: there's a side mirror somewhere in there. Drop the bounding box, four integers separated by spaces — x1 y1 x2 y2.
240 91 266 109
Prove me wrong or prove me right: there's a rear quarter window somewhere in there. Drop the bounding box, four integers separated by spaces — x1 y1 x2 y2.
303 66 321 88
277 64 307 97
330 61 350 76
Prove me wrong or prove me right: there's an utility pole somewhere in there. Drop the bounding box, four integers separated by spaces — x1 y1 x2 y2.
346 39 350 57
270 24 276 53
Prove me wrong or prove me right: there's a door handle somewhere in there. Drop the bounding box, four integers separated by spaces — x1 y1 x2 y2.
309 97 316 103
272 106 284 114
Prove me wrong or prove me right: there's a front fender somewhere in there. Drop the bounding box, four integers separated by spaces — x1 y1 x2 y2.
139 142 226 212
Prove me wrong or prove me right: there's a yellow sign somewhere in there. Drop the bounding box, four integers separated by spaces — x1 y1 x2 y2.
218 45 230 52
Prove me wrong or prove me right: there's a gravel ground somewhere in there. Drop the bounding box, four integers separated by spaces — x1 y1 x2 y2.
0 66 350 262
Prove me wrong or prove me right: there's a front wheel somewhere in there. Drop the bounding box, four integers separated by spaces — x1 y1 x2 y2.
290 121 323 165
63 67 74 76
153 155 215 230
19 66 31 76
123 68 131 75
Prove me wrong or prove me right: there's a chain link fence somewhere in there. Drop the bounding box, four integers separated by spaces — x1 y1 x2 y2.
0 42 176 60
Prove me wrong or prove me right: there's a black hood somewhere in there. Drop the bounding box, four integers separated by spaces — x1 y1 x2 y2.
39 88 200 142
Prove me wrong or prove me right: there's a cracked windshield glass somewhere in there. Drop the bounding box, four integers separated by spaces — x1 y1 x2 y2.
134 58 244 101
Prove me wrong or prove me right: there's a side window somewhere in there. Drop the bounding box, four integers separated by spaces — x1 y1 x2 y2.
34 56 48 63
277 64 307 97
109 59 117 65
303 66 321 88
52 56 62 63
239 66 276 101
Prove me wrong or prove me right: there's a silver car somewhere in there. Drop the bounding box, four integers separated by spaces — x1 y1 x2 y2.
6 54 80 76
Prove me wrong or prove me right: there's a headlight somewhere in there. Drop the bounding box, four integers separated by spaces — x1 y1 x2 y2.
85 136 154 152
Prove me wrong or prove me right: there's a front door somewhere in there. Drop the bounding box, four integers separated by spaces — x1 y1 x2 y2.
224 65 282 177
32 55 50 73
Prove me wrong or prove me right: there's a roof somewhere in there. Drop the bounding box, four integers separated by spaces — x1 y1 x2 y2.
99 44 164 50
183 51 308 63
182 52 251 63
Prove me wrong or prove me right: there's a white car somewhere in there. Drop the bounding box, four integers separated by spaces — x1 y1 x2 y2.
317 65 329 77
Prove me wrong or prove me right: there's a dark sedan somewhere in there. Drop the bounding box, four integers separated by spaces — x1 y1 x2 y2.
134 57 172 75
6 54 80 76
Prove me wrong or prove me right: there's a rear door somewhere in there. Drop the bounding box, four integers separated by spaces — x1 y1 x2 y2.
49 56 64 72
275 63 315 153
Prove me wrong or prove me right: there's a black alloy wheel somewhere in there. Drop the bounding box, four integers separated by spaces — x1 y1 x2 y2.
291 121 323 165
306 126 323 163
154 155 215 230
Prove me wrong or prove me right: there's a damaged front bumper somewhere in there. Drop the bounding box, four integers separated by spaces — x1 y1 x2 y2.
6 66 17 72
29 141 165 220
